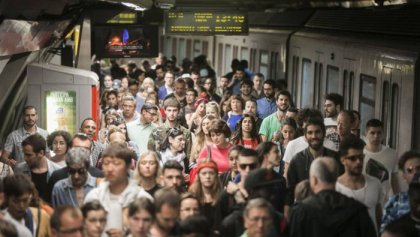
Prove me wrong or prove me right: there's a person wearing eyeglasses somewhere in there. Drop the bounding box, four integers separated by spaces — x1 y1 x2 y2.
336 136 383 232
159 128 187 172
241 198 275 237
285 117 341 219
380 150 420 233
50 206 84 237
51 147 97 208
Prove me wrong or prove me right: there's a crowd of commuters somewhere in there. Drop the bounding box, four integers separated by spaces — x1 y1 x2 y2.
0 53 418 237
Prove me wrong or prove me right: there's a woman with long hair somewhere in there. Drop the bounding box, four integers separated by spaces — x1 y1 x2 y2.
189 115 216 166
219 93 232 120
197 119 233 173
186 98 207 134
189 160 222 228
126 197 155 237
159 128 187 170
231 113 261 149
134 151 161 197
47 130 72 167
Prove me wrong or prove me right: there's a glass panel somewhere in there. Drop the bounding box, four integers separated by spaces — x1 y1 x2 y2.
178 38 186 61
193 40 201 58
164 37 172 58
382 81 390 144
326 65 339 93
202 41 208 57
241 47 249 62
348 72 354 109
359 74 376 135
217 43 223 75
301 59 313 108
225 44 232 74
390 84 399 148
259 51 269 79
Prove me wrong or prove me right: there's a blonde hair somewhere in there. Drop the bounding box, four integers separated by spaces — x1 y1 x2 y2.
133 150 161 185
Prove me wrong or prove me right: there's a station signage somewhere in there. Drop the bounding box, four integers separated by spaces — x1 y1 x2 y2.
164 10 249 35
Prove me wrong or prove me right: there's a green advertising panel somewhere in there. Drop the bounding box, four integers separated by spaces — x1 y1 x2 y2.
45 91 77 135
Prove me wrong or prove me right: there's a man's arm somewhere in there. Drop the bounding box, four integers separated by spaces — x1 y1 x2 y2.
391 172 400 194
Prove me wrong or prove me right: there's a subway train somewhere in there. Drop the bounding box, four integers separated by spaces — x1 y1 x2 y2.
162 6 420 155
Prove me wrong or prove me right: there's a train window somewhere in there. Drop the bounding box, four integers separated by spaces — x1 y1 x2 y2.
172 38 177 57
233 46 238 59
390 83 399 148
326 65 339 93
178 38 186 62
193 40 201 58
241 47 249 63
271 52 279 80
202 41 209 57
225 44 233 74
291 56 299 103
186 39 192 59
164 37 172 59
349 72 354 109
301 58 313 108
259 50 269 81
217 43 223 75
359 74 376 135
382 81 390 144
250 48 257 72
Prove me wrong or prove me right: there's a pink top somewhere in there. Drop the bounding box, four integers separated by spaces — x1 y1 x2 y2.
198 143 233 173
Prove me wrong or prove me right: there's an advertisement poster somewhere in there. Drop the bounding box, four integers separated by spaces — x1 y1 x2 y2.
45 91 77 135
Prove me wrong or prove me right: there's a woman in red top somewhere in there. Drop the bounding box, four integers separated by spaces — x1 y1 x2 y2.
198 119 232 173
231 113 261 149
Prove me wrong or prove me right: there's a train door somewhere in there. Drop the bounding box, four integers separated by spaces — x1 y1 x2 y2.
289 47 300 105
381 67 402 149
343 58 357 110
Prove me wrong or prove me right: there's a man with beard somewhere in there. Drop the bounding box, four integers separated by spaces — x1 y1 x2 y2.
336 135 383 231
285 118 340 218
158 71 175 101
148 98 192 159
14 134 61 203
259 90 291 142
165 78 188 116
256 79 277 119
150 188 181 237
323 93 343 136
1 106 48 166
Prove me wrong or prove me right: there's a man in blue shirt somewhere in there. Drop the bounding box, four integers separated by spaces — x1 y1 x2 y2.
380 150 420 232
256 79 277 119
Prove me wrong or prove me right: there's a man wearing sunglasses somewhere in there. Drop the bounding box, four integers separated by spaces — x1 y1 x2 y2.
285 117 340 219
380 150 420 233
336 135 383 232
51 147 97 207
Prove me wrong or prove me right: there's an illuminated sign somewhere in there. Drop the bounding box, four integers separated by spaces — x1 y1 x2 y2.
106 12 137 24
164 10 248 35
45 91 77 135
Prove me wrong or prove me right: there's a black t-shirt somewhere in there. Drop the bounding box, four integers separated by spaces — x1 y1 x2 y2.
31 171 49 202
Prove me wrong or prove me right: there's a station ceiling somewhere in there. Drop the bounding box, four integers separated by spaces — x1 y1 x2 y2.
0 0 407 21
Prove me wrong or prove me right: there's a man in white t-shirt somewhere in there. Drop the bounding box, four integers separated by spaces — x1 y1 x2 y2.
363 119 400 199
336 136 383 231
323 93 343 136
84 143 152 237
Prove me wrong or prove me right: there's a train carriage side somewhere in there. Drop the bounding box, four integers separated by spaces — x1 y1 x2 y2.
288 30 420 155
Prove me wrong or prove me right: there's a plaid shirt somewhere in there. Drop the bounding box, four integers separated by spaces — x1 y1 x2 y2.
3 126 48 163
380 192 410 233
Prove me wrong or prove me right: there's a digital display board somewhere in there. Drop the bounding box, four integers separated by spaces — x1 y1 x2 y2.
164 10 248 35
93 25 159 58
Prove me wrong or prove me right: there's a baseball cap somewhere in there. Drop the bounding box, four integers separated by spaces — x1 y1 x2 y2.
245 168 281 192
